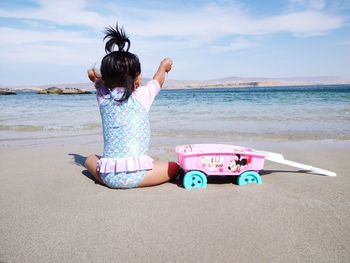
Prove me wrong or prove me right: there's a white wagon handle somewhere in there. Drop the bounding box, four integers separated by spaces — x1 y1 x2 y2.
258 151 337 177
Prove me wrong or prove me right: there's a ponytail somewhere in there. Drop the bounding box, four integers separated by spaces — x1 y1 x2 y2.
104 23 130 53
100 23 141 103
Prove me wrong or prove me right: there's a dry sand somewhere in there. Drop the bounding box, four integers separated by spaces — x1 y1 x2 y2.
0 140 349 262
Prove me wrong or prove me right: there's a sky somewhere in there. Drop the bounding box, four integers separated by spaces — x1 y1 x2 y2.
0 0 350 86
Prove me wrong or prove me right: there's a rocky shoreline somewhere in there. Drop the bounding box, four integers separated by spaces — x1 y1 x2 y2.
0 86 92 95
37 87 92 95
0 88 16 95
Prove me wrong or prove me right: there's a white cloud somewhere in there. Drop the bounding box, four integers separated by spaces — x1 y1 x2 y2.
0 27 93 45
252 11 344 36
119 4 345 38
0 1 345 38
0 0 348 84
112 3 346 52
0 27 103 66
0 0 108 30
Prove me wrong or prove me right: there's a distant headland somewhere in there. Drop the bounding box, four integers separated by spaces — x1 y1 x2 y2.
1 75 349 94
162 76 350 89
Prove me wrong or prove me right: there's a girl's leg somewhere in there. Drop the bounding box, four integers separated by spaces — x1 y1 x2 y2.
139 160 179 187
84 154 104 185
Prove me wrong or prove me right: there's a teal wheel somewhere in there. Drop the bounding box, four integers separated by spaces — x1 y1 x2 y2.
183 171 207 189
237 171 262 186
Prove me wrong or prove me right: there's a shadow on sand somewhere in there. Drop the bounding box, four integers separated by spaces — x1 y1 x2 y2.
68 153 97 183
172 169 308 188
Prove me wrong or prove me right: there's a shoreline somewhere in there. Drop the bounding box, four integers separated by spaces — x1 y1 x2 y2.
2 81 350 93
1 130 350 149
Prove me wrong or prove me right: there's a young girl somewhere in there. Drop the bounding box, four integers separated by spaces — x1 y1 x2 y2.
84 24 179 188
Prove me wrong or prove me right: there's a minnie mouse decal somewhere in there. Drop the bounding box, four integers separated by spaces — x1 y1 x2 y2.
228 154 248 173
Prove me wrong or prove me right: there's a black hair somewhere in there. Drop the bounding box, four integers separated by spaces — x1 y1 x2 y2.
100 23 141 102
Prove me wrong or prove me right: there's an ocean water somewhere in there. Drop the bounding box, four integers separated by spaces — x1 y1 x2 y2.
1 85 349 145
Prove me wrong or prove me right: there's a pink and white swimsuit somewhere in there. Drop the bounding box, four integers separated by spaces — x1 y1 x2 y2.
95 79 160 188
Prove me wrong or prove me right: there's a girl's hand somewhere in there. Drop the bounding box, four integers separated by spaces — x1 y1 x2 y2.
153 58 173 88
160 58 173 73
87 69 101 83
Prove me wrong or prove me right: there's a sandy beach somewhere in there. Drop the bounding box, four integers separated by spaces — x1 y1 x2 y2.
2 0 350 260
1 138 349 262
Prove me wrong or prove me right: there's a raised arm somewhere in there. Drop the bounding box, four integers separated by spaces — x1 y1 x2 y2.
153 58 173 88
87 69 101 83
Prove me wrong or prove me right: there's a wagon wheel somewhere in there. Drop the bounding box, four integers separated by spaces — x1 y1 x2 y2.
237 171 262 186
183 171 207 189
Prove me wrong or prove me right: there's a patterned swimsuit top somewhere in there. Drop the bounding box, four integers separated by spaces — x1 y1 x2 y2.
95 80 161 174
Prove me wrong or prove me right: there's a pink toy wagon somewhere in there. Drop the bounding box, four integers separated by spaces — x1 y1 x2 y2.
176 144 336 189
